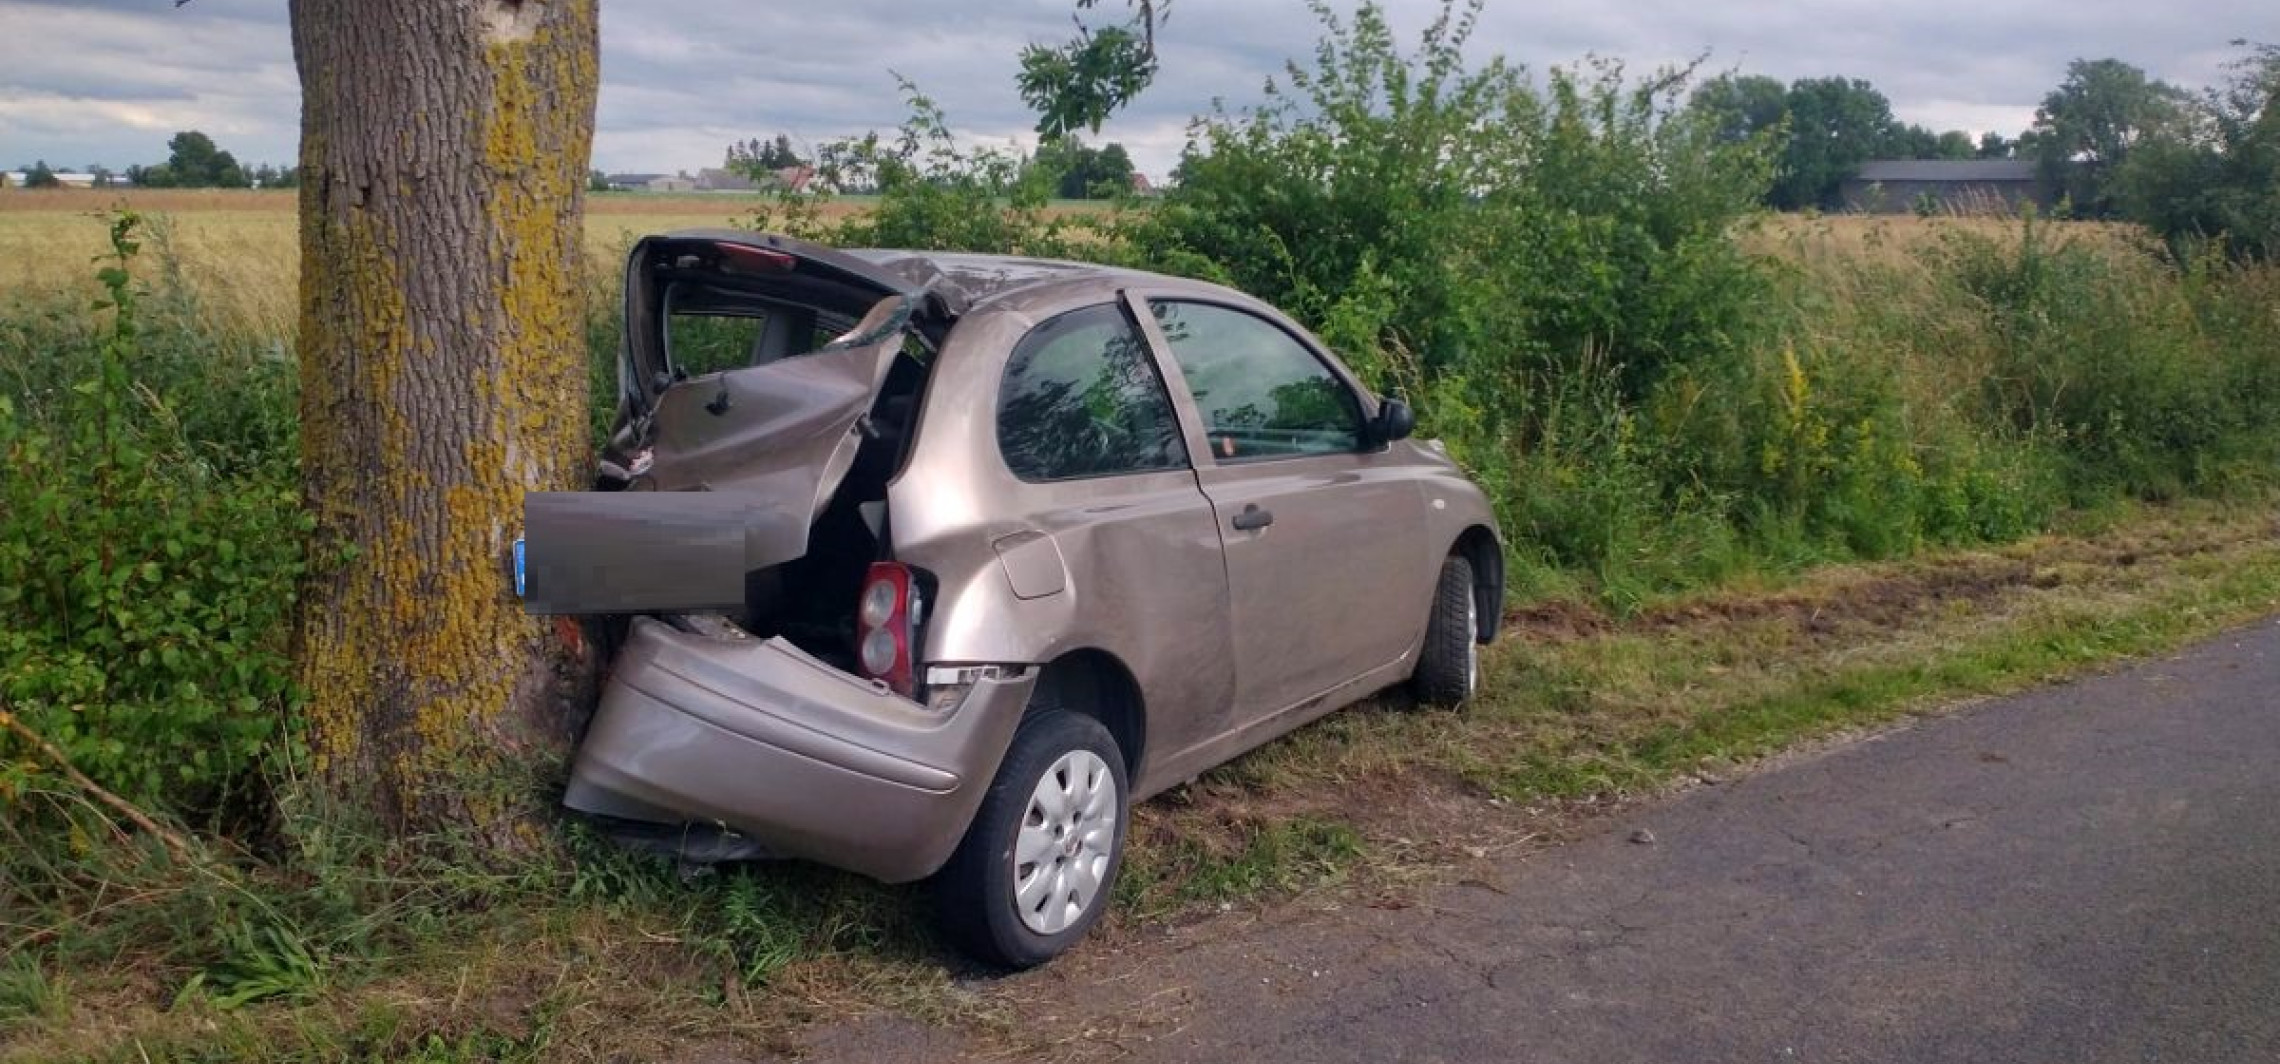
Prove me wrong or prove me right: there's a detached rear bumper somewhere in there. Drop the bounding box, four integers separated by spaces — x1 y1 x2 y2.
564 616 1035 883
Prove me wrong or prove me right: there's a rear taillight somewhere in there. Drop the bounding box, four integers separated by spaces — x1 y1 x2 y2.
856 562 917 696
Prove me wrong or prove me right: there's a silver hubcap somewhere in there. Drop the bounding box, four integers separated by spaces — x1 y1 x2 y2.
1464 588 1480 694
1013 749 1118 936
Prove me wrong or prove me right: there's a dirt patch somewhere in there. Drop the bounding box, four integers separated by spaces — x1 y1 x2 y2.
1504 509 2280 652
1647 557 2034 635
1501 598 1616 641
1501 556 2038 648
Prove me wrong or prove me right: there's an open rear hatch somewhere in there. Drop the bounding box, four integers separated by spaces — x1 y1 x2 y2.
521 231 944 616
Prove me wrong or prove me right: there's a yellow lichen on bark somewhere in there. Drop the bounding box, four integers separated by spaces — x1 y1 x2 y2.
298 186 413 780
379 8 600 810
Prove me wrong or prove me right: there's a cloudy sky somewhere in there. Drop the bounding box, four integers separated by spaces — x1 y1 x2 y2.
0 0 2261 179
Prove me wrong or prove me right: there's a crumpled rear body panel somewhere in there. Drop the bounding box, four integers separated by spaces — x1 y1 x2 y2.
562 616 1036 882
520 301 906 615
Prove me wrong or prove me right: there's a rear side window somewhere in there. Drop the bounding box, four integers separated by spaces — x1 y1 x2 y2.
665 310 763 377
997 304 1188 481
1148 300 1362 461
661 281 841 378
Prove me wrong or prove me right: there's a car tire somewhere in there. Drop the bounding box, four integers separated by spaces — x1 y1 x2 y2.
1410 554 1480 707
936 708 1129 969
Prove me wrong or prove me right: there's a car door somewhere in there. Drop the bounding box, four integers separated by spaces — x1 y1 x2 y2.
980 299 1240 781
1134 295 1428 723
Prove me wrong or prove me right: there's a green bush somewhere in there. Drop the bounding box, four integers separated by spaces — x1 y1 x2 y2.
1931 216 2276 500
743 0 2279 604
0 213 308 825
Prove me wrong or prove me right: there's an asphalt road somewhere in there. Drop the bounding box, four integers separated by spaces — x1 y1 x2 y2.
793 618 2280 1063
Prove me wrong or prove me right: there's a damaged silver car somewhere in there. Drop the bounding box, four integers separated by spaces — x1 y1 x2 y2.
522 231 1503 967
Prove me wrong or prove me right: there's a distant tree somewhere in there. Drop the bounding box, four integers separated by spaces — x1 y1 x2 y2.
1689 73 1789 146
1879 123 1991 161
1932 129 1978 159
724 133 808 179
1976 131 2014 158
1032 136 1136 198
1018 0 1167 138
1087 141 1136 196
246 163 299 189
1885 122 1939 159
764 133 802 169
23 160 59 188
2115 41 2279 260
1167 147 1197 189
147 130 252 188
1773 77 1897 209
587 169 610 192
2030 58 2189 215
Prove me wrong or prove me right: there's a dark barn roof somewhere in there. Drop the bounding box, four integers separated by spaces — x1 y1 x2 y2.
1851 159 2039 183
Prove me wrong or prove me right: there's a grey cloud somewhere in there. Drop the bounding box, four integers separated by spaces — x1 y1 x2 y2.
0 0 2266 179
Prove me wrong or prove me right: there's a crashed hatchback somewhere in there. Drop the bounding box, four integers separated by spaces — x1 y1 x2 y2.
523 231 1503 967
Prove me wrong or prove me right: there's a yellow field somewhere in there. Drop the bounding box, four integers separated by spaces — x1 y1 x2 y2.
0 187 2135 333
1739 210 2142 267
0 189 806 330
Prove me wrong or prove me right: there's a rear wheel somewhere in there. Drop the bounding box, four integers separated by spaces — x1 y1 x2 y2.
1410 554 1479 707
937 709 1128 968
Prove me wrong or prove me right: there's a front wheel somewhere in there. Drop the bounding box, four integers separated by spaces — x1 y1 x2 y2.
1410 554 1480 707
936 709 1129 969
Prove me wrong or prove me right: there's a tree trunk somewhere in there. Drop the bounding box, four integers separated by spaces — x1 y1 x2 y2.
290 0 600 845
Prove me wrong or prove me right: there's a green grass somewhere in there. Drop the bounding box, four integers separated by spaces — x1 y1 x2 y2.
5 501 2274 1063
1117 815 1366 917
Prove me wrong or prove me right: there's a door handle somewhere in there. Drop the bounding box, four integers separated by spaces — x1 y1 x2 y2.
1230 504 1274 531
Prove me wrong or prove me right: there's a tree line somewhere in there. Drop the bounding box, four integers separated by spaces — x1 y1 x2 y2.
8 131 295 190
720 130 1140 200
1688 44 2280 258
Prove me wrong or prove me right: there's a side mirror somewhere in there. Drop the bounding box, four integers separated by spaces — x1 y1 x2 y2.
1369 398 1415 447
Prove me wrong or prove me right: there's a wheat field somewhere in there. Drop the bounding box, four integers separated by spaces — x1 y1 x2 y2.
0 187 2135 333
0 188 802 330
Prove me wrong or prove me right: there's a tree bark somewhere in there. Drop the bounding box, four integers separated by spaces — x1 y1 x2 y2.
290 0 600 845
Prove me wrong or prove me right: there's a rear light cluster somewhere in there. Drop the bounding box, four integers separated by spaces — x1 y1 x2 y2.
856 562 920 696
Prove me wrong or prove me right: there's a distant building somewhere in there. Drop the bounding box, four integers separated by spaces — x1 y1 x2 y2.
692 167 757 192
768 165 815 194
1 170 105 189
602 166 812 195
1840 160 2049 215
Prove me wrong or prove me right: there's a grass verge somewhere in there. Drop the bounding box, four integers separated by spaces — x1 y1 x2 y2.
6 498 2276 1063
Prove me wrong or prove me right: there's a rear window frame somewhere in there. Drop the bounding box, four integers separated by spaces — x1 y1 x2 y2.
993 301 1193 484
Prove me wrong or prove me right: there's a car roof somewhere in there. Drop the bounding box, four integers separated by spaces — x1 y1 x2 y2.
842 248 1215 311
657 229 1259 320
